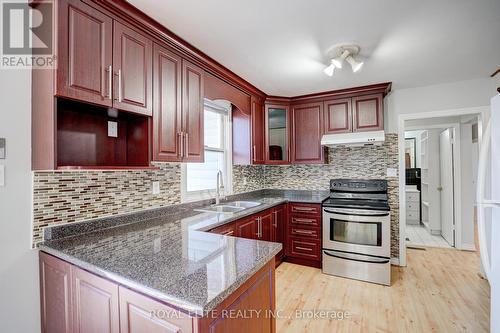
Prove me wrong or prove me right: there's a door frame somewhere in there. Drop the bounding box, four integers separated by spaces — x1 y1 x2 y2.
397 106 489 267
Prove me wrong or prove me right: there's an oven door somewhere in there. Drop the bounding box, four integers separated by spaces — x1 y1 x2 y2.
322 207 390 257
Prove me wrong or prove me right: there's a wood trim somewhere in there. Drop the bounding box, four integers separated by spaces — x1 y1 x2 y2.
290 82 392 102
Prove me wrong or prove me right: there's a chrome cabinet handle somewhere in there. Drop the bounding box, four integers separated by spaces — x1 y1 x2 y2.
296 246 313 252
185 132 189 157
272 211 277 228
294 229 315 235
114 70 122 102
105 65 112 99
178 132 184 158
252 145 256 162
223 230 234 236
292 217 315 224
293 206 316 212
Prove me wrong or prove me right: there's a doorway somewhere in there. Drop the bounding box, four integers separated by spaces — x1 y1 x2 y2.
398 107 488 266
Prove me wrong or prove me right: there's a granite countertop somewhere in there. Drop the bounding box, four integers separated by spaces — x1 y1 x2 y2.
38 189 329 315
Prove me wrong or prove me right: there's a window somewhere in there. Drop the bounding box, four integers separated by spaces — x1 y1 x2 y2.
182 99 232 202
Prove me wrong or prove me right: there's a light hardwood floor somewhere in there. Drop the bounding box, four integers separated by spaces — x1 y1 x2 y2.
276 248 490 333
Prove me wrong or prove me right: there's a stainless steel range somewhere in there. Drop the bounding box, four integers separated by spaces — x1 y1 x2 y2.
322 179 391 285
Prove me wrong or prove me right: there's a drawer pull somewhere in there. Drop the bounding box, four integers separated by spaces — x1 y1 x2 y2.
293 217 316 224
223 231 234 236
293 207 316 212
294 229 315 235
295 246 313 251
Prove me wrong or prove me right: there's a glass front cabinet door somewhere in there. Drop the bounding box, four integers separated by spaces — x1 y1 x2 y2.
265 104 290 164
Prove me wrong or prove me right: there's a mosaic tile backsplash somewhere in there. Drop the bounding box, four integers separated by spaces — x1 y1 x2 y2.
33 134 399 257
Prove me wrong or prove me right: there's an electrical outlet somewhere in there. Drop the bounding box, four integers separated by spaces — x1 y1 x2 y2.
0 165 5 187
108 121 118 137
152 181 160 194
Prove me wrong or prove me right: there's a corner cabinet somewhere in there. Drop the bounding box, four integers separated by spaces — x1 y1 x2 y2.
251 96 266 164
265 104 291 164
291 102 325 164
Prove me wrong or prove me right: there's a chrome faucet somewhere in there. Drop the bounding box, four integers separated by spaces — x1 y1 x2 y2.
215 170 226 204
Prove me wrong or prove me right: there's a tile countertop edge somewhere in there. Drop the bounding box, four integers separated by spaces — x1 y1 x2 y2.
38 242 282 316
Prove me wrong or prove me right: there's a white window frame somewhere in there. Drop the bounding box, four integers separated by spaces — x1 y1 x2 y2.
181 99 233 202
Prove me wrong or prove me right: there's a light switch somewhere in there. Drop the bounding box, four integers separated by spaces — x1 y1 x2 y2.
0 138 5 159
386 168 398 177
0 165 5 186
108 121 118 138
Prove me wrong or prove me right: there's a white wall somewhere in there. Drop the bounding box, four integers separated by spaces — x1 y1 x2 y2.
385 78 494 132
0 70 40 331
460 123 475 249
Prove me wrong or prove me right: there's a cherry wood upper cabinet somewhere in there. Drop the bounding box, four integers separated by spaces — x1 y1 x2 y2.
251 96 265 164
323 98 352 134
71 266 120 333
265 104 290 164
57 0 113 107
182 60 205 162
352 93 384 132
113 21 153 116
152 44 182 162
291 102 324 164
39 252 73 333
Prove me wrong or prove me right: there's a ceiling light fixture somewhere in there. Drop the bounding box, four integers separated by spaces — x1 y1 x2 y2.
323 45 364 76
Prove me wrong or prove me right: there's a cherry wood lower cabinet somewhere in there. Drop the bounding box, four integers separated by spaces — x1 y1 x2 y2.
39 252 276 333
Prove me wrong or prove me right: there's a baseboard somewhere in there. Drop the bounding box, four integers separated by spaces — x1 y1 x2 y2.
460 243 477 251
391 258 400 266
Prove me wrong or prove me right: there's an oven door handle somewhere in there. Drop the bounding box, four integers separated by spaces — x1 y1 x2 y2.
323 250 390 264
323 209 390 217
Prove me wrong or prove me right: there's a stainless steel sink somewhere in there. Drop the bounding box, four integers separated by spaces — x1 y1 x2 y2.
194 201 262 214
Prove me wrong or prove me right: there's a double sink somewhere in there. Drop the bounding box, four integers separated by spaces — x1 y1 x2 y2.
195 201 262 214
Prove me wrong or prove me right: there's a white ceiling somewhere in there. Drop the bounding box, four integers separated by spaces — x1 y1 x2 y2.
129 0 500 96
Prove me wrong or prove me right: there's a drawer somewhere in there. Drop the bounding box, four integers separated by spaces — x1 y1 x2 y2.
406 210 420 220
290 215 321 227
289 226 320 239
288 237 321 260
406 202 420 211
289 203 321 216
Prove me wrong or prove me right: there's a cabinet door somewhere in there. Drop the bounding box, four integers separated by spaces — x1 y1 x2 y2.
71 266 119 333
352 93 383 132
323 98 352 134
119 286 193 333
236 217 258 239
251 96 265 164
265 104 290 164
259 211 273 241
291 102 324 164
39 252 73 333
57 0 113 107
182 60 205 162
113 21 153 116
272 205 286 259
152 44 182 162
210 222 236 236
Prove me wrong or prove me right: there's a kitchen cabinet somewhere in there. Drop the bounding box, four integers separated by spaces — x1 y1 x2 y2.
152 43 182 162
271 205 286 261
40 252 275 333
71 266 120 333
352 93 384 132
265 104 290 164
210 222 236 236
236 217 259 239
251 96 266 164
323 98 352 134
291 102 325 164
286 203 322 268
57 0 113 107
39 252 73 333
182 60 205 162
112 21 153 116
259 210 273 241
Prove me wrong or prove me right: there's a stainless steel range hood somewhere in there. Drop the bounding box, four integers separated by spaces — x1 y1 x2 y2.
321 131 385 147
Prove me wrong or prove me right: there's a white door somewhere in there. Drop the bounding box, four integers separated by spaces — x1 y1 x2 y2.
439 128 455 246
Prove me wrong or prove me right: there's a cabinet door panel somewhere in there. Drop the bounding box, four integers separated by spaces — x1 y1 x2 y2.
260 211 273 241
182 60 205 162
291 102 323 164
72 266 119 333
251 97 265 164
152 44 182 162
272 205 286 260
236 217 258 239
119 287 193 333
57 0 112 106
113 22 153 116
265 104 290 164
352 94 383 132
323 98 352 134
39 252 73 333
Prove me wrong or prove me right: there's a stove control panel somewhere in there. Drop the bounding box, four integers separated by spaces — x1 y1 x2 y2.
330 179 387 192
